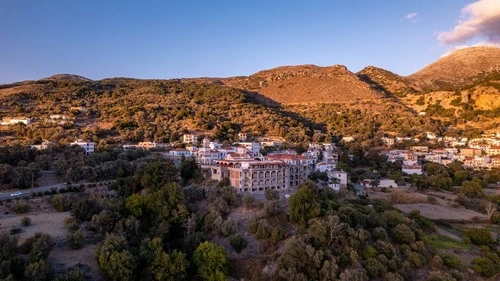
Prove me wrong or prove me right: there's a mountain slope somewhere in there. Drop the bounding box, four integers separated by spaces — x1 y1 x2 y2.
357 66 421 97
408 46 500 91
223 64 386 104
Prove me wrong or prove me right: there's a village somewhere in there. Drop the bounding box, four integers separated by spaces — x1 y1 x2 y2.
24 129 500 195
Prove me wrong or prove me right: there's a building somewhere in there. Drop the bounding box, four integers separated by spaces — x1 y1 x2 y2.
182 134 198 145
71 140 95 155
460 148 483 157
486 146 500 156
1 117 32 125
265 154 311 189
211 159 289 193
381 137 395 146
237 142 261 157
30 141 53 150
328 170 348 191
238 132 250 142
138 141 170 150
402 164 422 175
169 148 192 157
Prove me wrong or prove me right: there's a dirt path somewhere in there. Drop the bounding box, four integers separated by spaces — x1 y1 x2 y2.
436 227 462 241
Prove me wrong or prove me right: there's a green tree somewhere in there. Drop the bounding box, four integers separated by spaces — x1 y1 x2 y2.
140 160 178 190
139 237 188 281
193 242 228 281
289 185 320 226
23 260 53 281
96 234 136 281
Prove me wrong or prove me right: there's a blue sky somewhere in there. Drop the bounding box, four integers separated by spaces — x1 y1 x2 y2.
1 0 497 83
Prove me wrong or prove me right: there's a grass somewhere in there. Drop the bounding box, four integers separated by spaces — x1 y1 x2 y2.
423 233 469 250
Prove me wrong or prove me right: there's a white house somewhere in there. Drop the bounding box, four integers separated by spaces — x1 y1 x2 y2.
182 134 198 145
328 170 348 191
71 140 95 155
169 148 192 157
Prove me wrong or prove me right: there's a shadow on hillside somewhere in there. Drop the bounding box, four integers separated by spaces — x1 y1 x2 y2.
357 74 418 115
242 90 327 132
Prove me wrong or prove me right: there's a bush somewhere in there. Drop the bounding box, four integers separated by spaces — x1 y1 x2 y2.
53 269 85 281
392 224 416 245
21 217 31 227
51 194 73 212
465 228 493 245
440 253 464 270
11 200 30 214
66 230 85 249
389 190 426 204
10 228 22 235
229 234 247 253
471 252 500 277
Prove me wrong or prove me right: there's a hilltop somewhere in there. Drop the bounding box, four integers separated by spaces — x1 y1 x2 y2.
223 64 386 104
408 46 500 91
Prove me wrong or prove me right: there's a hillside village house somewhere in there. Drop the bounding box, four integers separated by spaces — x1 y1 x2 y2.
460 148 483 157
1 117 32 125
71 140 95 155
182 134 198 145
329 170 348 191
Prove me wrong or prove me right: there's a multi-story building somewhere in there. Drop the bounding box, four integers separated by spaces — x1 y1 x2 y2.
71 140 95 155
486 146 500 156
211 159 289 193
182 134 198 145
265 154 311 189
169 148 192 157
328 170 348 191
460 148 483 157
237 142 261 157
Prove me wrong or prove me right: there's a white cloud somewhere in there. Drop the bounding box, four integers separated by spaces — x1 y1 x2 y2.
438 0 500 45
403 12 419 23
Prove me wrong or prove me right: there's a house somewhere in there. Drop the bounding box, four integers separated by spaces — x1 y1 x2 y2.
237 142 261 157
486 146 500 156
460 148 483 157
30 141 53 150
328 170 348 191
1 117 32 125
402 164 422 175
138 141 170 150
381 137 395 146
315 162 335 173
182 134 198 145
169 148 192 157
238 132 251 142
342 136 354 142
71 140 95 155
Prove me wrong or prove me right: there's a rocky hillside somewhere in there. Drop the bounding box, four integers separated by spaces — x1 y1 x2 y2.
408 46 500 91
357 66 421 97
223 64 386 104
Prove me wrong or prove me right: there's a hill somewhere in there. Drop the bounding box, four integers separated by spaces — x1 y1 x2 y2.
223 64 386 104
408 46 500 91
357 66 421 97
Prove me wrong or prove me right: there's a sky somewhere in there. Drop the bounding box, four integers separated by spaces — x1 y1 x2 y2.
1 0 499 83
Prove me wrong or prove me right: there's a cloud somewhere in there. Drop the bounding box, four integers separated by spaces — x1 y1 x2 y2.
438 0 500 45
403 12 419 23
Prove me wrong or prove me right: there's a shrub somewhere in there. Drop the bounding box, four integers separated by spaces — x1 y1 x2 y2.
229 234 247 253
10 228 22 235
440 254 464 270
51 194 73 212
392 224 416 244
389 190 427 204
465 228 493 245
471 252 500 277
66 230 85 249
11 200 30 214
21 217 31 227
53 269 85 281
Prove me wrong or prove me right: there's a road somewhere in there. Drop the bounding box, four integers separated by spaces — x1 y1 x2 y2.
0 183 68 201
